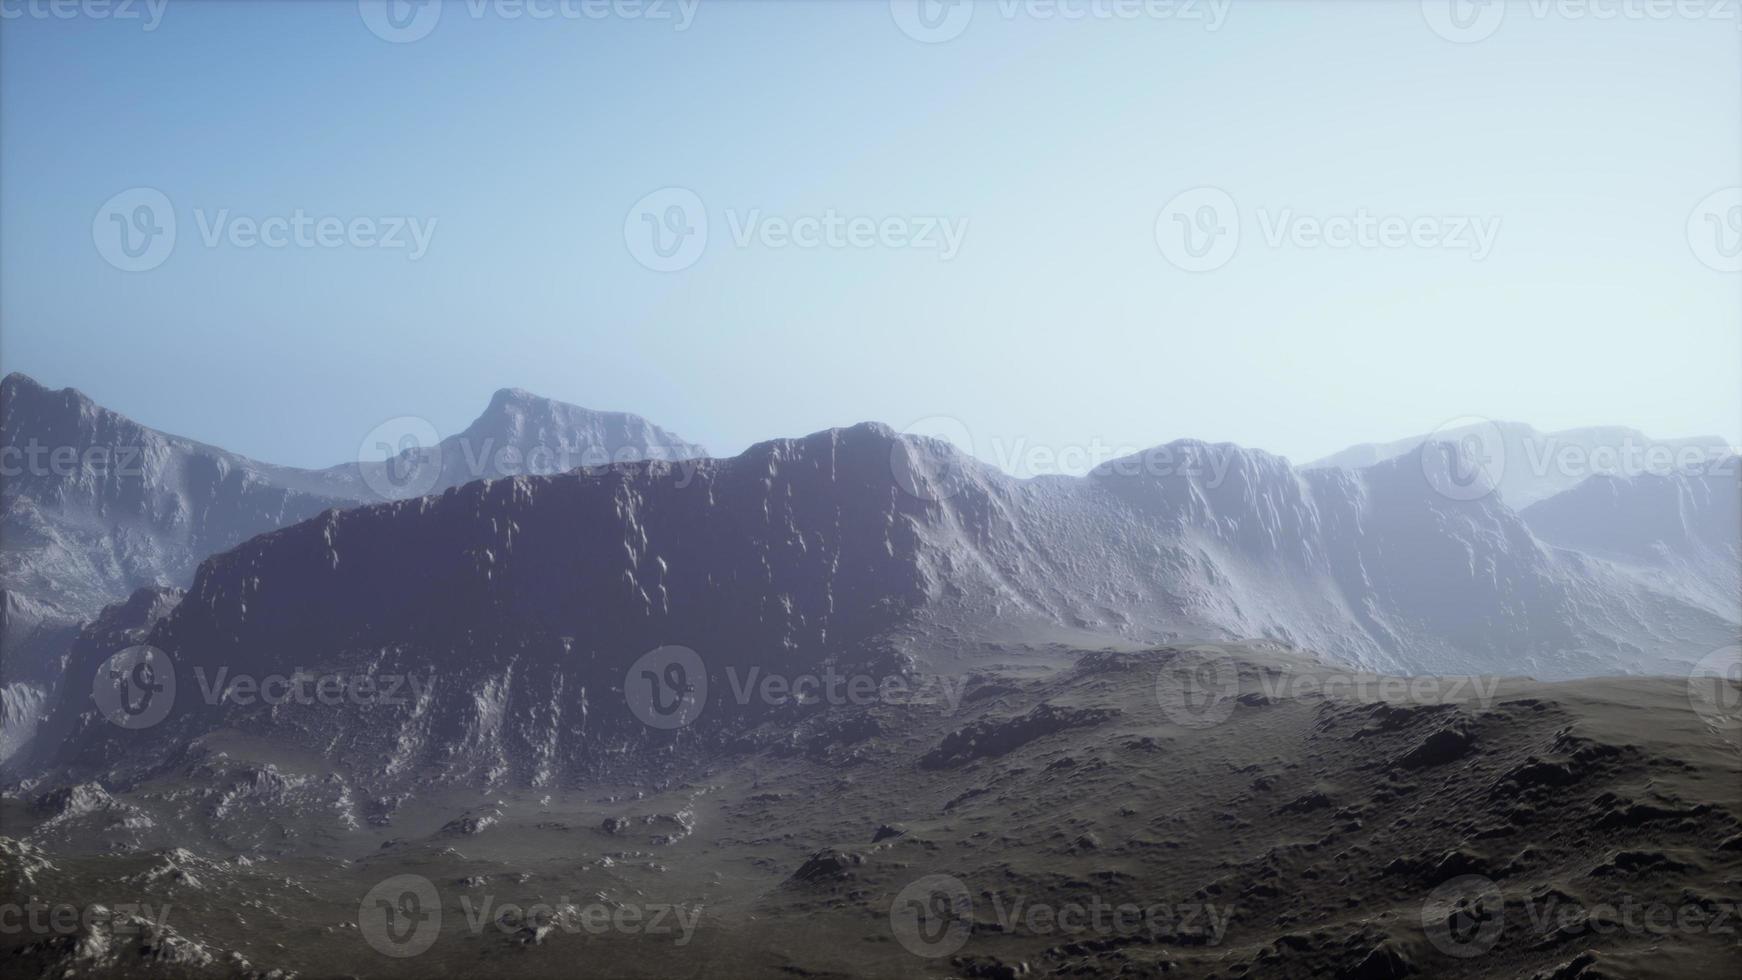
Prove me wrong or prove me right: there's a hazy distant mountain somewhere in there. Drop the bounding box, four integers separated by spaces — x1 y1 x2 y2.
37 424 1735 786
0 373 357 625
321 385 707 501
0 373 705 767
0 372 708 623
1306 420 1733 508
1523 463 1742 621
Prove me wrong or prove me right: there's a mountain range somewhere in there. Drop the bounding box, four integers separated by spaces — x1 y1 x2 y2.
0 375 1732 782
3 373 1737 980
0 373 706 767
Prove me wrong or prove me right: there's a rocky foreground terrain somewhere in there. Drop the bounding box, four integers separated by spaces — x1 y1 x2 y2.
3 639 1738 979
3 395 1736 979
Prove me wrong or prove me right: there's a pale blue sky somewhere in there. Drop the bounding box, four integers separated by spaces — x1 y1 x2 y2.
3 1 1738 474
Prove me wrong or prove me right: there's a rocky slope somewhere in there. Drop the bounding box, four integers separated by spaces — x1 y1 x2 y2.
0 373 706 769
1523 464 1742 622
0 373 354 625
5 641 1737 979
28 425 1737 791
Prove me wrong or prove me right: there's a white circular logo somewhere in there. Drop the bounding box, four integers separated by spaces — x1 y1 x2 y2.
1420 416 1506 502
625 187 708 272
359 874 441 957
1421 0 1506 43
625 645 709 729
1155 645 1239 729
1422 875 1505 958
1688 187 1742 274
93 645 176 730
889 0 974 43
1155 187 1239 272
891 416 976 503
889 874 973 958
93 188 176 273
1688 645 1742 733
358 0 442 43
358 416 443 501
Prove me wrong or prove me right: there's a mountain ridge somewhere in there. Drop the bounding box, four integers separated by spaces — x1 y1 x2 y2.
29 421 1737 787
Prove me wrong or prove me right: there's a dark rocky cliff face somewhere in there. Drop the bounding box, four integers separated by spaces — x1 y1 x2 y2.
49 425 935 785
35 428 1736 789
1 373 714 774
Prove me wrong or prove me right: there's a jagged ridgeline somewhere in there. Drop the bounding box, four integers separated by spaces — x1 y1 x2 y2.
29 416 1738 789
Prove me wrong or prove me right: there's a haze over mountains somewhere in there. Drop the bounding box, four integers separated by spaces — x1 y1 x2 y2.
2 373 1737 777
0 373 707 767
2 374 1737 979
1304 419 1735 509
